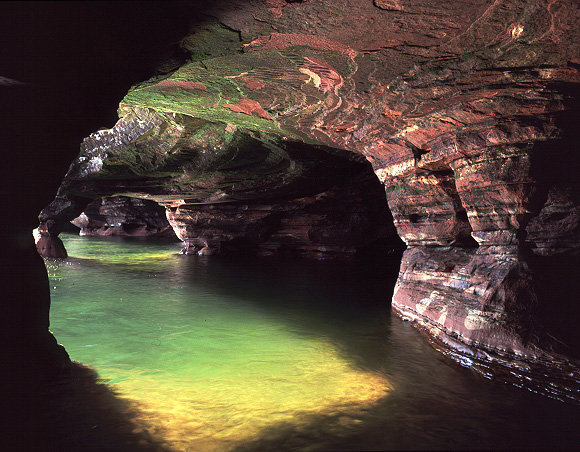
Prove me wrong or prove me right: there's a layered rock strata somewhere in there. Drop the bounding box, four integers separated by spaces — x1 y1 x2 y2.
71 197 175 237
37 0 580 400
164 170 398 258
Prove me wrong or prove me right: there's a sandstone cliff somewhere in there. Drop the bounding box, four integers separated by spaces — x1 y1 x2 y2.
36 0 580 401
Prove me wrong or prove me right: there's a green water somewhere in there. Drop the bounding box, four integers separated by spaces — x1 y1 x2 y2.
46 233 580 451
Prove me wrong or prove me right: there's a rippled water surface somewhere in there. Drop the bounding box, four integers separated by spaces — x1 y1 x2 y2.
45 234 580 451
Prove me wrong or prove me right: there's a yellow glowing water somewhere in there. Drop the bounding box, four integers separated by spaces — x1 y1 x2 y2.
46 234 392 451
45 234 580 451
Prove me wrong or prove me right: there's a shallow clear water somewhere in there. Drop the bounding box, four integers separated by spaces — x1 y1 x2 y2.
45 233 580 451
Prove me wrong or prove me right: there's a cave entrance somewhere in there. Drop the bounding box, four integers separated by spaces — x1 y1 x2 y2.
6 3 408 448
41 135 405 262
40 152 408 449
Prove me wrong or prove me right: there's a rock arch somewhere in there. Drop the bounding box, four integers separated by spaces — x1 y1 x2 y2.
8 0 580 400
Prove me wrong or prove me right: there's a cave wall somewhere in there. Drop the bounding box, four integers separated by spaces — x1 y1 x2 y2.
163 167 400 258
71 197 175 238
19 0 580 396
1 1 190 381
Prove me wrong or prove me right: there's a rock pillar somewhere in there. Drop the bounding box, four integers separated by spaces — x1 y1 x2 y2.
35 196 90 258
390 146 546 358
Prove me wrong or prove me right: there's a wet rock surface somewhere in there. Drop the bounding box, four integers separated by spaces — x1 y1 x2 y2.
35 0 580 399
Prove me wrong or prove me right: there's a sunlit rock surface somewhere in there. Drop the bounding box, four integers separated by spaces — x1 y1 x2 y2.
37 0 580 399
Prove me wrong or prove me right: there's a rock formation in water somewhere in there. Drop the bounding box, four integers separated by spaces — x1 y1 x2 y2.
71 197 175 238
36 0 580 400
2 2 190 384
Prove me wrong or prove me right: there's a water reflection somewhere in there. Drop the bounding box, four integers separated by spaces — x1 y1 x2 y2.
44 234 580 451
46 235 395 451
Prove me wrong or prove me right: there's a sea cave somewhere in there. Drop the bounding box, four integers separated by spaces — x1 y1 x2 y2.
3 1 580 451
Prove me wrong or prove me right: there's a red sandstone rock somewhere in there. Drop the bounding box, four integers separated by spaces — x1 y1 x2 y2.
34 235 68 259
373 0 403 11
221 97 272 120
241 78 265 91
36 0 580 400
246 33 358 59
164 169 398 258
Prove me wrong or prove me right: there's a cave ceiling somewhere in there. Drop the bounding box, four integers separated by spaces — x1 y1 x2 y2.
34 0 580 400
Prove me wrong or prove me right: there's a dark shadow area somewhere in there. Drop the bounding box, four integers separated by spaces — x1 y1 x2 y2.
3 363 171 452
532 254 580 359
527 81 580 358
1 1 194 224
0 1 224 449
227 387 580 452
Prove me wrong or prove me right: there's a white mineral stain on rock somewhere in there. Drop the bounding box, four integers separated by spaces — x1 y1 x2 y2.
299 67 322 88
416 297 433 315
383 159 414 177
465 312 486 330
464 309 501 331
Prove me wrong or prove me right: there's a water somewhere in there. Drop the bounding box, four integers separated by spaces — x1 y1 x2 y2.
45 233 580 451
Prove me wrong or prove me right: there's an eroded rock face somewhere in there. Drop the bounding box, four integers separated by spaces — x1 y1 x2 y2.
71 197 175 237
164 169 399 258
36 99 398 257
37 0 580 400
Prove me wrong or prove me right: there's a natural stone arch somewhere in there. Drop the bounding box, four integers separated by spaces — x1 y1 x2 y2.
25 0 580 401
